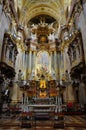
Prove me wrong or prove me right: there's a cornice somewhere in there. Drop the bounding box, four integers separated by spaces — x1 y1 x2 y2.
60 30 80 51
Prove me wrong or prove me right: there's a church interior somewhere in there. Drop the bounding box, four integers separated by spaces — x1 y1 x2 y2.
0 0 86 129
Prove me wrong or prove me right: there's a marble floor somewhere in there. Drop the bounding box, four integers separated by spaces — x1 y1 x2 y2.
0 115 86 130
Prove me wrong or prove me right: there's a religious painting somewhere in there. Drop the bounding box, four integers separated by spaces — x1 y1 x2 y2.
36 51 49 73
40 80 46 88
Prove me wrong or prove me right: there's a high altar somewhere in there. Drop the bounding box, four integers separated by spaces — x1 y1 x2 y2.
17 18 63 113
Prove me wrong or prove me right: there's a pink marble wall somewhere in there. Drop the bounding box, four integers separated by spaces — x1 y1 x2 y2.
0 5 10 60
79 11 86 64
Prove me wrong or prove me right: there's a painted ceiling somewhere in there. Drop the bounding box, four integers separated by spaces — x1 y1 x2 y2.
14 0 72 26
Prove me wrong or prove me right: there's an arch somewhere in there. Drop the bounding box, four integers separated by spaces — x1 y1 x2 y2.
28 7 58 21
20 6 59 24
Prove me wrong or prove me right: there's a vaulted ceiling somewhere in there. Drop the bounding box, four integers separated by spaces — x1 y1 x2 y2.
15 0 72 26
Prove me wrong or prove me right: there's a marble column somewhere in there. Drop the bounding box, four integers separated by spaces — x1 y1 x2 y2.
66 84 75 103
12 49 15 66
79 82 86 104
31 51 33 70
51 52 54 69
1 42 6 61
33 51 36 68
54 51 57 75
23 52 26 68
50 51 53 72
26 52 29 80
60 52 64 80
57 52 61 81
29 51 32 73
6 47 9 63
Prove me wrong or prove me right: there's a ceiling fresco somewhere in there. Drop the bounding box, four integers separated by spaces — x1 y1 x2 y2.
14 0 72 26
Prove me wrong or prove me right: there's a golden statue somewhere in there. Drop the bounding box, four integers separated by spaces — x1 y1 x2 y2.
40 80 46 88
